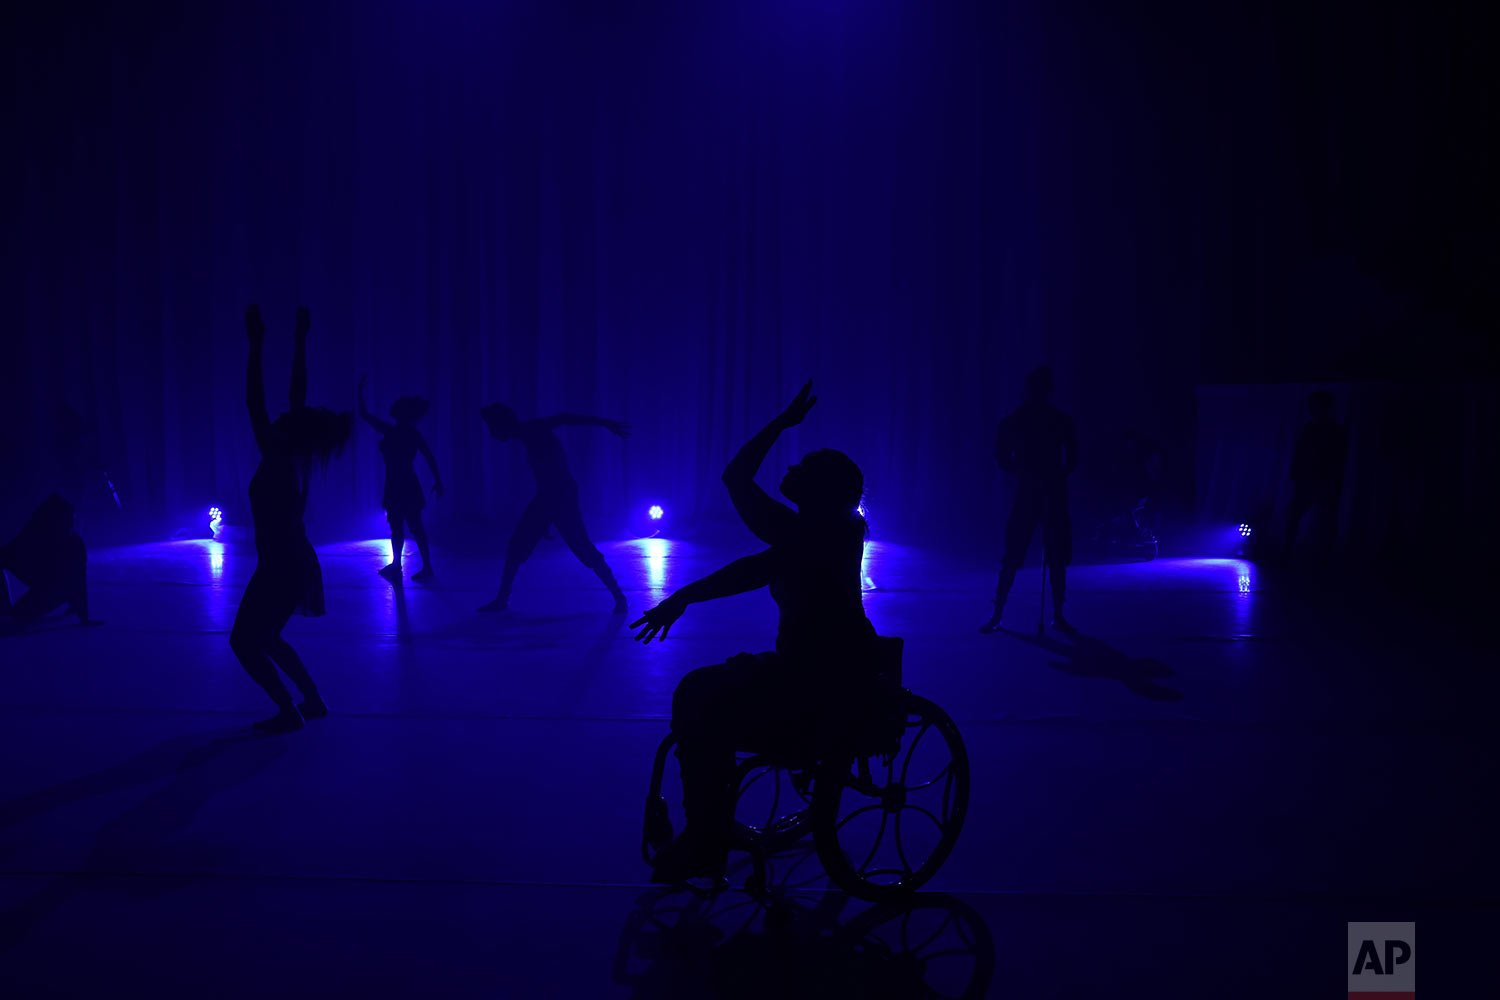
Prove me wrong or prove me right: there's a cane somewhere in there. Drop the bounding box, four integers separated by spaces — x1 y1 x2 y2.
1036 492 1048 636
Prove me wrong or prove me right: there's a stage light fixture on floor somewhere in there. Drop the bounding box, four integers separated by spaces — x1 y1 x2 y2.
1231 521 1256 558
209 506 224 540
634 503 667 539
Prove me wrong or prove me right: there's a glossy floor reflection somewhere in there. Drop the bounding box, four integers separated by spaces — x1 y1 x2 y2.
1 536 1496 996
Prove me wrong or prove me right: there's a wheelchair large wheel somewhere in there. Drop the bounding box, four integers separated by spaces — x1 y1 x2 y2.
812 693 969 901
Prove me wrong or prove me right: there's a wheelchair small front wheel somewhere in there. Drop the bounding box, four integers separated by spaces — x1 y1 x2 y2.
812 693 970 901
730 756 814 855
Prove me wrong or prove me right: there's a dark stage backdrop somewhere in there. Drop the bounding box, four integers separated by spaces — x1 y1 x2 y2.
4 1 1495 550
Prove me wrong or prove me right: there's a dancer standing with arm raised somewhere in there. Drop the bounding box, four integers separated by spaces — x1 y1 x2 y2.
359 377 443 584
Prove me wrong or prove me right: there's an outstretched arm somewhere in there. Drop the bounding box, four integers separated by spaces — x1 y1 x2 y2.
723 381 816 544
418 436 445 497
540 413 630 438
245 305 272 454
289 307 309 412
629 550 774 642
357 376 394 434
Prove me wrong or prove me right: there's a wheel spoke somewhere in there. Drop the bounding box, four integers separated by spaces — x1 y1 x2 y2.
894 809 914 874
835 802 885 832
857 808 891 874
900 803 950 838
901 762 953 792
899 909 954 954
898 721 935 786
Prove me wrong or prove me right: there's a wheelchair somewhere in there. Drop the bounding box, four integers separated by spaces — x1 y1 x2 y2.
642 637 970 901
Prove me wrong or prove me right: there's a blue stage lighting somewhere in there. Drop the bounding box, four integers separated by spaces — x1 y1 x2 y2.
648 504 664 521
209 506 224 539
1238 523 1253 537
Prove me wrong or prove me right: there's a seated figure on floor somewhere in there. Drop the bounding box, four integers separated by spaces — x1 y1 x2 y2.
630 381 875 883
0 493 94 627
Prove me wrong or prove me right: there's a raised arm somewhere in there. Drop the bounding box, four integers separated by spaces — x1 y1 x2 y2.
245 305 272 453
629 550 774 642
540 413 630 438
418 435 445 496
289 307 310 412
723 381 816 544
357 376 394 434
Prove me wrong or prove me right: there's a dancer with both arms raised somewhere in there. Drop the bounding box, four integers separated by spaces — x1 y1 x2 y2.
232 306 352 733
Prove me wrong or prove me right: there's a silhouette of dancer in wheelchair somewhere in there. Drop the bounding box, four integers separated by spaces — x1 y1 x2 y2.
633 383 899 886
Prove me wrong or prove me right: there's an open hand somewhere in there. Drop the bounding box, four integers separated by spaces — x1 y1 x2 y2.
630 596 686 643
245 305 266 343
775 381 817 429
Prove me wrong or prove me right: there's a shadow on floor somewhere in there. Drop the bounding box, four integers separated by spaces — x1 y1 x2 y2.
1000 628 1183 702
613 881 995 999
0 729 287 951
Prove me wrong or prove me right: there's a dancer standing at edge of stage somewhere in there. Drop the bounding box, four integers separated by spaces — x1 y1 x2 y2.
231 305 352 733
359 376 444 584
981 366 1079 635
478 402 630 614
630 381 876 883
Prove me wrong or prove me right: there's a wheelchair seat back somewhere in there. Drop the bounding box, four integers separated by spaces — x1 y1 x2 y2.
743 636 906 766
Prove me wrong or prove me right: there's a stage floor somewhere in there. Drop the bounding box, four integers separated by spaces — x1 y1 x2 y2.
1 536 1495 996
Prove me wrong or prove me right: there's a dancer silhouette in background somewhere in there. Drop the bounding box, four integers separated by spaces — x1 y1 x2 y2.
631 381 875 883
478 403 629 614
1282 390 1347 566
0 493 98 629
359 377 443 584
981 366 1079 635
233 306 352 733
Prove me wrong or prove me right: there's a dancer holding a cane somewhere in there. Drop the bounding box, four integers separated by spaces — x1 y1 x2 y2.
981 367 1078 636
